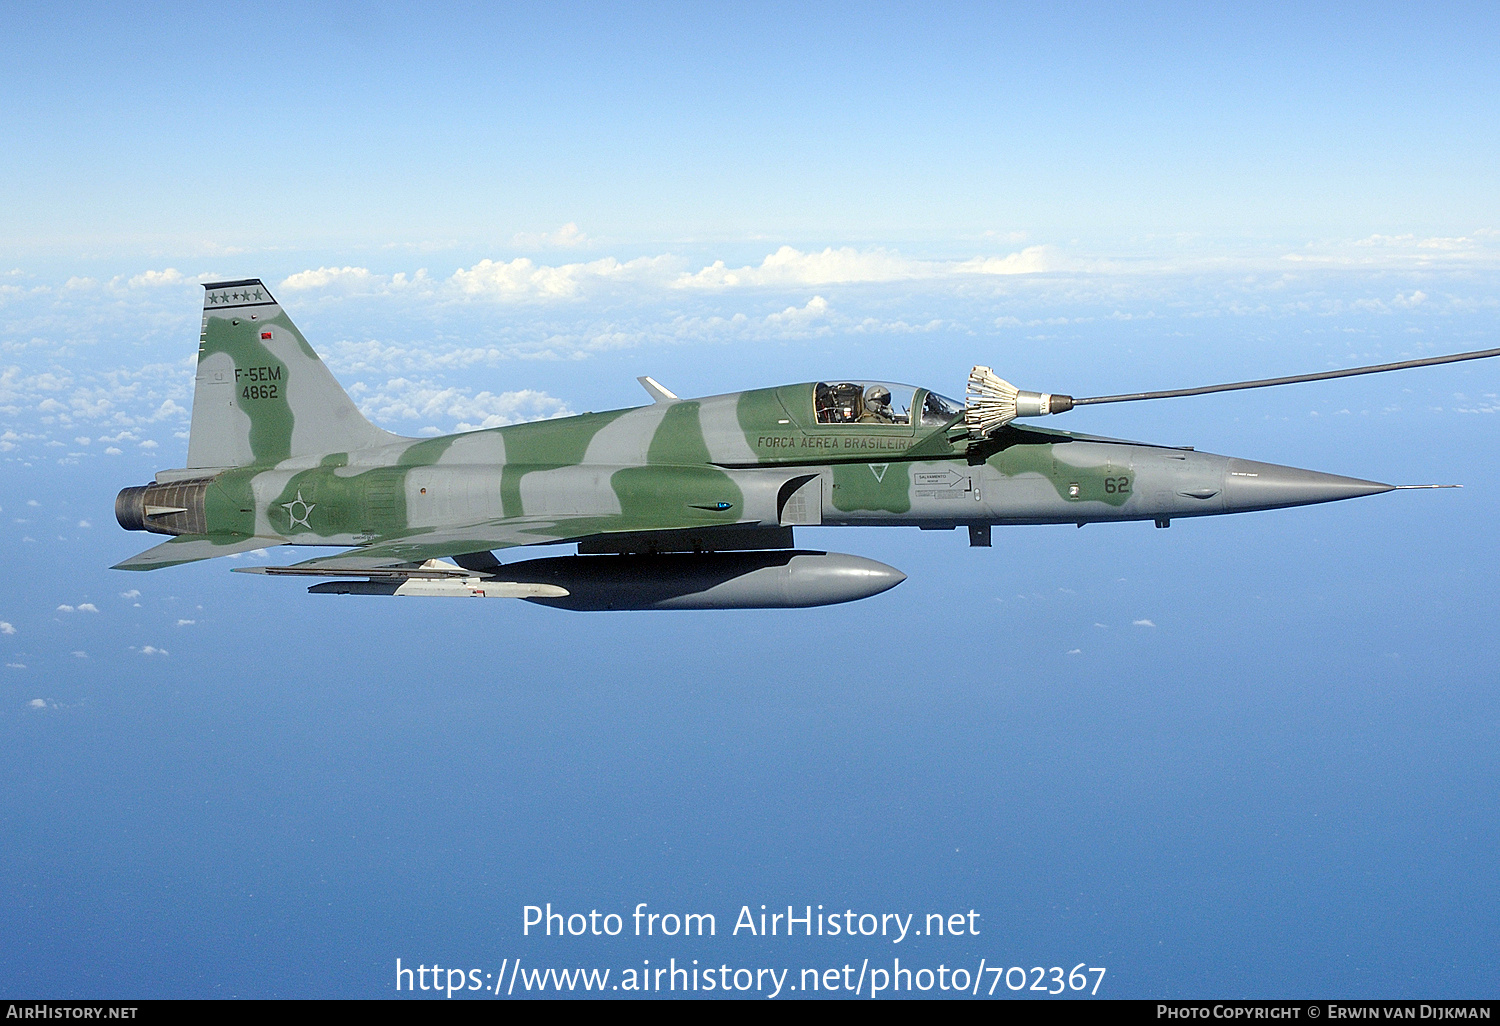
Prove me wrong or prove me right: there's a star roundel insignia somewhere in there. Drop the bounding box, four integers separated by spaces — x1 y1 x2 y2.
281 490 316 529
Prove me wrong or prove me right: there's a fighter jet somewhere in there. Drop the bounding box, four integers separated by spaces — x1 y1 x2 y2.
113 279 1496 610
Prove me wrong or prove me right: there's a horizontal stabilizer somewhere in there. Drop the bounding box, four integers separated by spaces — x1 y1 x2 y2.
113 533 285 571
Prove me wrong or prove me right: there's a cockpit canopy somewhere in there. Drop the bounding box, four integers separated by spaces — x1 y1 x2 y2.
919 389 966 426
813 381 965 427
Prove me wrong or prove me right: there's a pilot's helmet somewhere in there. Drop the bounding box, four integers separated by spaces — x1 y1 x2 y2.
866 385 892 407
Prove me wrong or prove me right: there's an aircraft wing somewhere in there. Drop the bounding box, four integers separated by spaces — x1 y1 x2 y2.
111 517 572 573
265 515 629 573
125 513 777 576
113 532 288 571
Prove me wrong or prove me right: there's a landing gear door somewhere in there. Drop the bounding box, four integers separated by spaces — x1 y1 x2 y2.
779 475 823 526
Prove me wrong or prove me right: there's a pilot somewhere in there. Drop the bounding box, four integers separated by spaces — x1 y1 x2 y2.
860 385 895 423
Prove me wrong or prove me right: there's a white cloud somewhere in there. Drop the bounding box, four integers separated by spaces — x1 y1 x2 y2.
953 249 1066 276
4 243 1499 459
0 622 13 635
674 245 1063 289
29 698 45 708
56 604 73 613
119 590 140 599
176 619 195 626
1132 619 1156 627
450 254 678 300
127 268 186 288
0 356 194 453
280 266 381 291
356 379 571 431
1285 233 1500 268
280 255 682 303
513 223 591 249
78 603 98 613
77 520 90 528
765 295 832 327
678 247 910 288
7 663 27 670
72 651 87 659
137 645 168 657
1352 289 1432 314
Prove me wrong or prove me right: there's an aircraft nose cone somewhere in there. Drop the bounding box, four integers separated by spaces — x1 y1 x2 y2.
1222 458 1393 513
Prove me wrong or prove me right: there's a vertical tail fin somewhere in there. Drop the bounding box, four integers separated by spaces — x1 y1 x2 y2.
186 279 400 469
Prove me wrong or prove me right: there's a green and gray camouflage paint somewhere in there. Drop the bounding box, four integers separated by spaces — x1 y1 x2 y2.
112 279 1395 607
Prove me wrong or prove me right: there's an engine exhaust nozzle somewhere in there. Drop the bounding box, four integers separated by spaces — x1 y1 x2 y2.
115 485 150 532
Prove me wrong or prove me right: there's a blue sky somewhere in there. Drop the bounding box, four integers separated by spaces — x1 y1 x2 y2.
4 1 1498 251
2 1 1499 999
